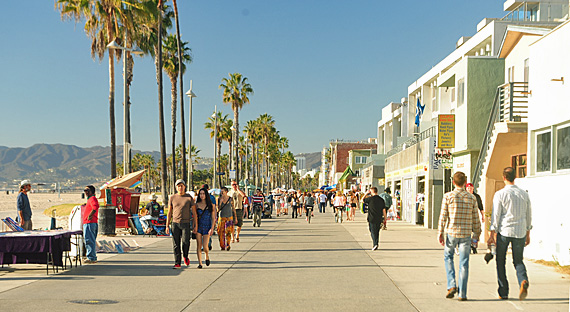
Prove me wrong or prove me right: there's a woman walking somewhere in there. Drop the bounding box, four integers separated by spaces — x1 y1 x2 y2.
333 191 346 223
349 191 358 221
217 187 237 251
193 188 216 268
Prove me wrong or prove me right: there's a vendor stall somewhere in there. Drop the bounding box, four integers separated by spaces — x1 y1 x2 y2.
99 170 145 233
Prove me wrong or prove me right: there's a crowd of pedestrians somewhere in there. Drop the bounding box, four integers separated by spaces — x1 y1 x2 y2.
12 164 534 303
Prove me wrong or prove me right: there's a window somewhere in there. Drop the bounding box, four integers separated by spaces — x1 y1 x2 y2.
511 154 527 178
355 156 367 164
457 78 465 107
536 131 551 172
557 126 570 170
450 87 456 103
524 59 529 82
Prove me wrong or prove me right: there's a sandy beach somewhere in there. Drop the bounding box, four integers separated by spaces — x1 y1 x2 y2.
0 192 84 230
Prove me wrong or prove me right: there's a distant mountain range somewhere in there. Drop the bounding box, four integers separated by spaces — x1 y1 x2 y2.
0 144 211 189
0 144 320 190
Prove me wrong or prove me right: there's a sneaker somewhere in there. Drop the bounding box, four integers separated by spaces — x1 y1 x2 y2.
458 297 467 301
184 257 190 266
372 245 378 251
446 287 457 299
84 259 97 264
173 264 181 269
498 296 508 300
205 259 210 266
519 280 529 300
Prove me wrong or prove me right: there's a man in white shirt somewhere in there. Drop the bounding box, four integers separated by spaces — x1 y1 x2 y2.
487 167 532 301
318 192 327 213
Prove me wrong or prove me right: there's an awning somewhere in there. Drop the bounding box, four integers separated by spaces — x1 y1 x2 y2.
99 169 146 198
338 166 355 183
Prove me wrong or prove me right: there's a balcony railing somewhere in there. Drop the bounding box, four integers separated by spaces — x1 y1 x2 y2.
472 82 529 191
386 126 436 158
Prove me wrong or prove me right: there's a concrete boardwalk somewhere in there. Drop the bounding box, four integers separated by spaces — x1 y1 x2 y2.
0 211 568 311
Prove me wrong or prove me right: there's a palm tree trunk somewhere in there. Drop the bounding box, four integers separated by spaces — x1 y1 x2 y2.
170 76 178 189
172 0 187 184
157 3 169 205
109 45 117 178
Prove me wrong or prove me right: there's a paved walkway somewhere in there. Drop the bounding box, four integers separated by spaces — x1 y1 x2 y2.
0 209 568 311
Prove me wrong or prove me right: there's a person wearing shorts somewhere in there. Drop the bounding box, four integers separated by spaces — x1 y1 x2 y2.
228 180 246 243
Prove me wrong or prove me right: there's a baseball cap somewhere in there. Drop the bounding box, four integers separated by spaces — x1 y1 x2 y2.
175 179 186 186
20 180 31 187
466 183 474 188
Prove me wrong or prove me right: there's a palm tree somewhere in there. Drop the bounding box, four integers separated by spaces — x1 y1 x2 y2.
170 0 187 183
163 34 192 188
56 0 127 178
256 114 275 191
219 73 254 182
205 112 230 188
156 0 168 201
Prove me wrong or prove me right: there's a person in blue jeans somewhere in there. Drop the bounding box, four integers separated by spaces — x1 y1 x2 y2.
438 172 481 301
488 167 532 300
82 185 99 264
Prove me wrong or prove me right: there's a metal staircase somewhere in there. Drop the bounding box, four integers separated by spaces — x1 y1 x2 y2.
472 82 529 191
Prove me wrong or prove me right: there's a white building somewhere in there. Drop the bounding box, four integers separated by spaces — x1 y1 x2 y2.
516 19 570 265
381 0 566 229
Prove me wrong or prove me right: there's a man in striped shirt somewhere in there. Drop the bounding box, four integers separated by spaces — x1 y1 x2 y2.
438 171 481 301
251 189 265 227
488 167 532 300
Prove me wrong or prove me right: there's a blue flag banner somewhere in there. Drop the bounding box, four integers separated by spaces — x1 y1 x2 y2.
415 98 425 127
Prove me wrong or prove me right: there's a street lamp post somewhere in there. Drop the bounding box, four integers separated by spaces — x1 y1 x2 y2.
212 106 218 190
107 35 143 175
185 81 196 190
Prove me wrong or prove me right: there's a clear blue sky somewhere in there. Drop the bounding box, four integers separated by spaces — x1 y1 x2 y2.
0 1 505 157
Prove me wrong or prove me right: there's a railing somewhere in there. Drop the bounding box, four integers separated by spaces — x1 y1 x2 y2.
386 126 436 158
501 1 538 22
473 82 528 191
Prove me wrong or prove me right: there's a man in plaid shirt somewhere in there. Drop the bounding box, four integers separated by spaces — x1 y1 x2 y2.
438 171 481 301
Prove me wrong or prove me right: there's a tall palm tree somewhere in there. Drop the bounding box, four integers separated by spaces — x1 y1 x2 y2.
56 0 126 178
219 73 254 182
163 34 192 188
256 114 275 190
170 0 187 183
205 112 230 188
156 0 168 202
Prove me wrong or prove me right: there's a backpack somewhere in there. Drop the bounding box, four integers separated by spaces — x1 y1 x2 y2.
307 196 315 206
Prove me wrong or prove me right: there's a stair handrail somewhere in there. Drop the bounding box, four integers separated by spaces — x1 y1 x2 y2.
473 86 502 191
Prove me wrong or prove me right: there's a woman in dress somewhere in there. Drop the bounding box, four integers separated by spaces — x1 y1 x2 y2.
193 188 216 268
217 187 237 251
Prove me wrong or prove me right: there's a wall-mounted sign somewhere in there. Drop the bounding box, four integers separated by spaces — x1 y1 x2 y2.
435 148 453 169
438 114 455 148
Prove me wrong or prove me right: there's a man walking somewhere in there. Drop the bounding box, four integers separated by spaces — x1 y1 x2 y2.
16 180 33 230
82 185 99 264
379 187 392 230
487 167 532 300
166 179 195 268
228 180 246 242
318 192 327 213
438 171 481 301
363 187 385 251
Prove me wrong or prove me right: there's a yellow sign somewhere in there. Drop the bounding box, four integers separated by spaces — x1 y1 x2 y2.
438 114 455 148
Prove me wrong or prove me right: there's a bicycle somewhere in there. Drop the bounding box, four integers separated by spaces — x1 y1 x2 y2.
334 206 343 223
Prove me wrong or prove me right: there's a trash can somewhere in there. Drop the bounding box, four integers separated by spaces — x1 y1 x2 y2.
99 205 116 235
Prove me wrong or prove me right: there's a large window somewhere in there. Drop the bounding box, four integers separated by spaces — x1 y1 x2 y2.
457 79 465 107
524 58 529 82
536 131 551 172
557 126 570 170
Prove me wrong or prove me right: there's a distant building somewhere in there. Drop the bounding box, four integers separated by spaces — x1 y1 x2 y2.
327 139 377 187
295 156 306 172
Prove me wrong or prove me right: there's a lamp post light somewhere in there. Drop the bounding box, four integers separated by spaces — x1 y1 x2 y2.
107 36 143 175
185 81 196 190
